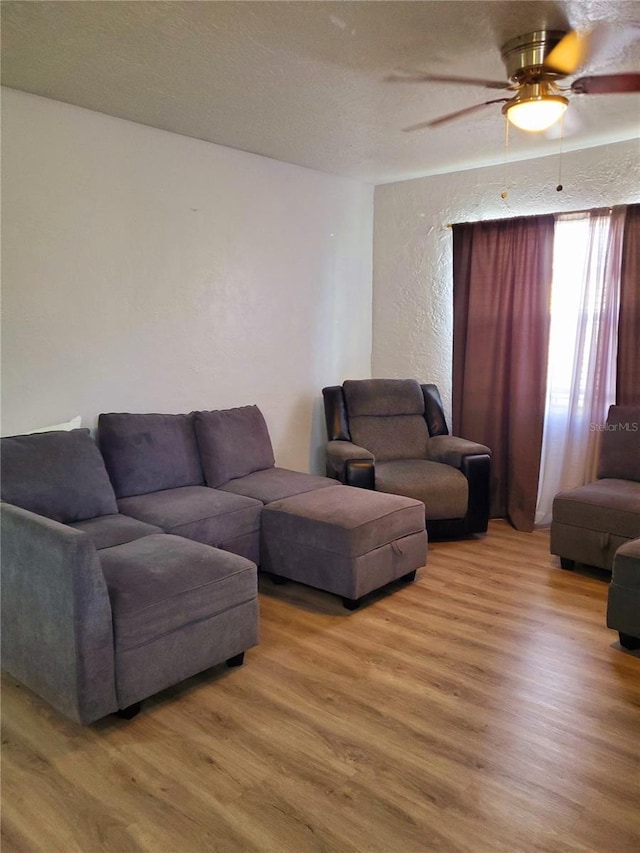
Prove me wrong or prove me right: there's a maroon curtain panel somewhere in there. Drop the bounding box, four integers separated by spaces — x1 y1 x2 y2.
616 203 640 406
453 215 554 531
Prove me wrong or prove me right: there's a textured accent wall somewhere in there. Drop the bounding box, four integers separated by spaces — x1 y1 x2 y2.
372 138 640 422
1 89 373 473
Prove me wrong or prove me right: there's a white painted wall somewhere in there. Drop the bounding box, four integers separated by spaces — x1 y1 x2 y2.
372 138 640 423
1 89 373 472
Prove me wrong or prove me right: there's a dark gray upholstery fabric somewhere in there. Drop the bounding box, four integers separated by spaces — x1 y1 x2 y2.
194 406 276 488
348 415 429 462
550 522 629 572
375 459 469 520
552 479 640 539
262 530 427 599
607 538 640 639
0 429 118 524
1 502 118 724
99 534 257 651
68 514 163 550
115 597 259 709
216 530 261 565
427 435 491 468
117 485 262 550
219 466 335 504
610 538 640 587
343 379 425 417
597 405 640 482
262 485 425 557
98 413 204 498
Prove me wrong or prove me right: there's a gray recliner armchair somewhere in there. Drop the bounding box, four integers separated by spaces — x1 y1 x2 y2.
322 379 492 539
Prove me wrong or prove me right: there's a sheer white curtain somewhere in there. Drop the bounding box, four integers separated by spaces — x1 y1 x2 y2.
535 207 627 526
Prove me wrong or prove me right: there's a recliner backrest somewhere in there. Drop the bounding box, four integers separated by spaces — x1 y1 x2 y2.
597 405 640 482
342 379 429 461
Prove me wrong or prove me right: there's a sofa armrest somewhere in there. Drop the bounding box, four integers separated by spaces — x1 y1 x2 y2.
0 502 118 724
427 435 491 468
326 440 375 489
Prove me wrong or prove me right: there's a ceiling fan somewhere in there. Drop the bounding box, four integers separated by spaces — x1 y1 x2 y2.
390 27 640 133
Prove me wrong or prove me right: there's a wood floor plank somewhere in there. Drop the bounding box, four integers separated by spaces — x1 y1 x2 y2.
2 521 639 852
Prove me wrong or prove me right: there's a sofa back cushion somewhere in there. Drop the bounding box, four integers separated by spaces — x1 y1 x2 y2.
99 413 204 498
194 406 275 488
598 405 640 482
343 379 429 462
0 429 118 523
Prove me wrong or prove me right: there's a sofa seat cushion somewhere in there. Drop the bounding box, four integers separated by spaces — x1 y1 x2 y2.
98 413 204 498
117 486 262 548
99 534 257 651
552 479 640 540
374 459 468 521
219 467 335 504
0 429 118 523
263 485 425 558
68 514 163 550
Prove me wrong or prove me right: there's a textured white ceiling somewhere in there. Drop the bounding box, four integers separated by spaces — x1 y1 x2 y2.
2 1 639 183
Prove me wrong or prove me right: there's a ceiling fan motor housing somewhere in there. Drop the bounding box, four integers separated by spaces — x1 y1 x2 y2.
501 30 567 83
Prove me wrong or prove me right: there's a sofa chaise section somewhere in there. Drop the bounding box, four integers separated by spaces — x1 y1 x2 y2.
1 429 259 723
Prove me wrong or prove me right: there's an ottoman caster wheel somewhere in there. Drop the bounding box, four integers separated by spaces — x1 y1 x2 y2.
342 597 361 611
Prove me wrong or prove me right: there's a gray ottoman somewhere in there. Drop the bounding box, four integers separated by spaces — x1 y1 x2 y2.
261 485 427 609
607 538 640 650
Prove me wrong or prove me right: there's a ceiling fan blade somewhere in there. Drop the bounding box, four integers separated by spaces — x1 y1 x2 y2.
387 71 510 90
544 23 637 76
544 28 592 75
403 98 510 131
571 73 640 95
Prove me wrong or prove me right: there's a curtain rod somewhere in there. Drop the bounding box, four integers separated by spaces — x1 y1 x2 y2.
445 203 634 230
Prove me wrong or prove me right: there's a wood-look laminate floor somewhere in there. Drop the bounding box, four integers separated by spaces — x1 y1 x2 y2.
2 521 639 853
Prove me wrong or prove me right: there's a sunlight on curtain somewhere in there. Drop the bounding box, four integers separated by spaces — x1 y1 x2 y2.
535 207 627 526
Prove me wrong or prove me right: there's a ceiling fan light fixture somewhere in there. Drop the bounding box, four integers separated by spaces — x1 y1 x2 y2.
503 83 568 132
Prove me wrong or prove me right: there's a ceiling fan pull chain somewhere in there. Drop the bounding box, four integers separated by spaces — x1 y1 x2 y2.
556 114 565 192
501 119 510 199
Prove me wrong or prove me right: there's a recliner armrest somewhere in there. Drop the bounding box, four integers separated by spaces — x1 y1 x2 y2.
427 435 491 469
326 440 375 489
0 502 118 724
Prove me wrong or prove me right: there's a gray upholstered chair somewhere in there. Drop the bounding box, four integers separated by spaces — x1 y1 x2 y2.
551 405 640 572
322 379 491 539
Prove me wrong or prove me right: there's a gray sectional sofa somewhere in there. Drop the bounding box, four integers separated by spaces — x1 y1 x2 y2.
1 405 427 724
